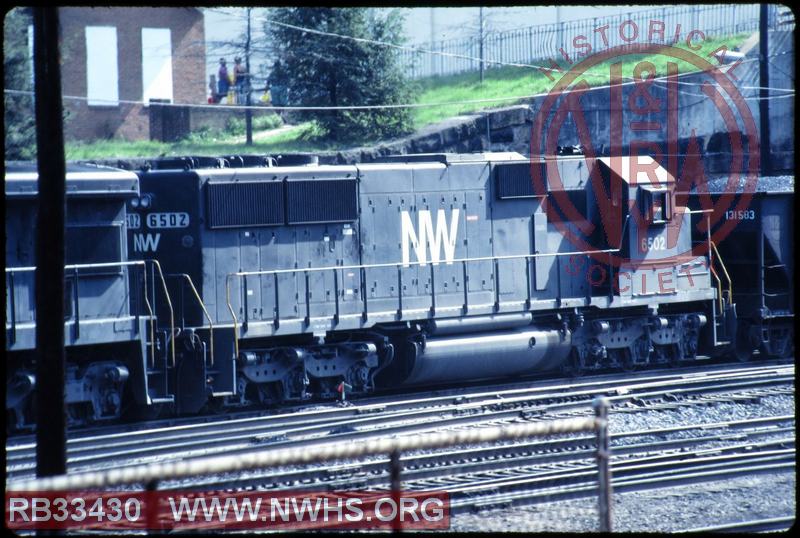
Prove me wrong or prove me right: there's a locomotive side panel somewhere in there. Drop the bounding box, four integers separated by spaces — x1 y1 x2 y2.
6 165 154 428
6 199 37 325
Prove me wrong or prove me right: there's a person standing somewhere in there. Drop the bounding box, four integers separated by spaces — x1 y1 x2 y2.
208 74 217 103
268 59 288 107
217 58 230 102
233 56 247 105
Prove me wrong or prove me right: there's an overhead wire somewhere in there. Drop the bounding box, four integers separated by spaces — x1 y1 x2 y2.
12 9 794 113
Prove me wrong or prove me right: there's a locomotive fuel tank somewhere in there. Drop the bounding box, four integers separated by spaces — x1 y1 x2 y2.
400 326 572 386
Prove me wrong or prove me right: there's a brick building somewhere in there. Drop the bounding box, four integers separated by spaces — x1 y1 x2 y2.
58 7 206 141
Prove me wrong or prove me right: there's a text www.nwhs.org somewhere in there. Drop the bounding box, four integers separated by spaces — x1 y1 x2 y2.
6 491 450 530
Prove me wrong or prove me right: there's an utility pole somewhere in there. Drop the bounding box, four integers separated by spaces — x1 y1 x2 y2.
245 7 253 146
430 8 436 77
556 6 562 51
479 6 485 83
759 4 770 175
32 6 67 478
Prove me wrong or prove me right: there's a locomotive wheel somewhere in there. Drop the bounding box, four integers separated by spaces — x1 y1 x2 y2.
668 344 683 368
734 323 757 362
560 349 584 378
620 349 637 372
124 402 170 423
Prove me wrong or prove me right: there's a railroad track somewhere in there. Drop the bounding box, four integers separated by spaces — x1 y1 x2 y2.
8 358 792 442
682 516 795 533
6 361 793 482
155 415 794 492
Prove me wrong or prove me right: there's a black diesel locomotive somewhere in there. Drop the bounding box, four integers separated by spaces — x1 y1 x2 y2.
5 163 170 429
4 153 794 427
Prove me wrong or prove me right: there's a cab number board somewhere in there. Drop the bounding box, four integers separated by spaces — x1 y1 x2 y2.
126 213 141 229
147 212 190 229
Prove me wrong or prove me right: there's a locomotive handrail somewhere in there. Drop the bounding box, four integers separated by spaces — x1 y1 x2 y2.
150 260 176 368
230 247 621 278
5 260 150 273
225 276 240 358
709 241 733 305
141 267 157 368
223 247 621 359
708 264 724 313
167 273 215 367
4 260 175 367
224 210 719 354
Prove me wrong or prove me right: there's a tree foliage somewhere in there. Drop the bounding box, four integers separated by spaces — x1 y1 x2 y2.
266 8 414 143
4 7 36 160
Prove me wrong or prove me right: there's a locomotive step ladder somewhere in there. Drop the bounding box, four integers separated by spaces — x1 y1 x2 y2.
763 262 793 313
166 273 234 399
709 241 733 345
139 260 177 405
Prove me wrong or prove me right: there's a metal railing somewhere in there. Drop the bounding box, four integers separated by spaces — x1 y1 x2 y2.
5 259 176 368
6 397 613 531
225 247 620 358
709 241 733 305
400 4 775 78
167 273 215 367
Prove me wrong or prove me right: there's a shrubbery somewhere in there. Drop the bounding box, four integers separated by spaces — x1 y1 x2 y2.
267 8 414 143
4 7 36 160
224 113 283 136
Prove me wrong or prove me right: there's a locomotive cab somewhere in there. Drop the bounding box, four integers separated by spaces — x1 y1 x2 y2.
5 163 162 429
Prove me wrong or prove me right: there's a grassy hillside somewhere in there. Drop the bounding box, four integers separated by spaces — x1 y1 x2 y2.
65 123 332 160
411 34 751 127
66 34 750 159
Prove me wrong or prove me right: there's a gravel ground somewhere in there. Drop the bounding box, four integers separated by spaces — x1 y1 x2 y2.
450 471 795 532
450 392 796 532
607 393 795 437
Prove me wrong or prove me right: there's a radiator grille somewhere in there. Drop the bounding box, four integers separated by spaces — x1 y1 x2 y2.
495 162 546 199
206 181 284 228
286 178 358 224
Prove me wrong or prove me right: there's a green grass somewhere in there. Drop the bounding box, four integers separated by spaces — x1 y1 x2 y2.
65 122 333 160
66 34 750 159
411 34 751 127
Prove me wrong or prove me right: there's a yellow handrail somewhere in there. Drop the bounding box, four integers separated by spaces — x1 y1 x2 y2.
708 264 724 313
225 274 240 360
709 241 733 305
150 260 176 368
173 273 215 367
141 267 156 369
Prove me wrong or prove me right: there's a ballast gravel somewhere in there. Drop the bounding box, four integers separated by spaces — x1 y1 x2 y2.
450 393 795 532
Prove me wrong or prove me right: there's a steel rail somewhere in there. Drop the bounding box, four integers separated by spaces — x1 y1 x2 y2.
5 366 794 473
6 360 790 447
5 374 793 480
6 417 601 491
7 362 787 449
6 365 792 457
681 516 795 533
153 418 794 492
445 461 795 515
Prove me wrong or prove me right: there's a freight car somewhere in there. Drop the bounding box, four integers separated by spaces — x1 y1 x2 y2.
684 175 794 361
